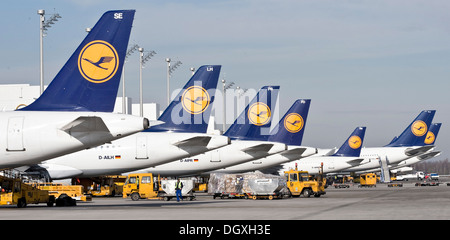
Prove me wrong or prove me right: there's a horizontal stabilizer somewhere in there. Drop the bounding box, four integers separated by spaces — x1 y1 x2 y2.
241 144 274 155
346 158 364 166
405 145 434 156
173 136 212 148
61 116 110 133
280 148 307 160
417 151 441 160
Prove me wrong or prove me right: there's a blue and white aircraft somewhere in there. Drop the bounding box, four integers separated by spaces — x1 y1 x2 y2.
279 126 367 175
340 110 436 173
209 99 317 174
0 10 149 169
363 122 442 174
38 65 230 179
126 86 287 177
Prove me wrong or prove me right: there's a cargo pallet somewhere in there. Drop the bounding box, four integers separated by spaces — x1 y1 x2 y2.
248 193 284 200
387 183 403 187
415 182 440 186
333 183 350 188
212 192 250 199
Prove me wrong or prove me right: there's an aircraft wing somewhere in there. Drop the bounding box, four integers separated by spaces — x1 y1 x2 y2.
241 144 274 155
405 145 435 156
173 136 212 148
279 148 307 160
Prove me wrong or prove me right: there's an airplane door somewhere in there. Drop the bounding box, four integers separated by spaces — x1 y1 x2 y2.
135 136 148 159
210 150 221 162
327 161 335 170
7 117 25 151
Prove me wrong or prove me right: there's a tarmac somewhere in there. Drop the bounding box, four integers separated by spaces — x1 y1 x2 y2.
2 180 450 220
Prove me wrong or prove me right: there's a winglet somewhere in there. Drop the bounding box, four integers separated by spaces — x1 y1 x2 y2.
146 65 221 133
224 86 280 140
385 110 436 147
21 10 135 112
332 127 366 157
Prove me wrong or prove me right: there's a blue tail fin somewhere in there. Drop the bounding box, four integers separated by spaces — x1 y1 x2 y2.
224 86 280 140
146 65 221 133
332 127 366 157
385 110 436 147
21 10 135 112
424 123 441 146
267 99 311 146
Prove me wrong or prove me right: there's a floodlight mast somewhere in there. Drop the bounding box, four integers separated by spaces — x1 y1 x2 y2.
222 79 235 132
138 47 156 117
121 44 139 114
165 58 182 106
37 9 61 95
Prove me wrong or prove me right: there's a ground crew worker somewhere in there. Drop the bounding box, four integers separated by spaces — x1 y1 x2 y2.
175 179 183 202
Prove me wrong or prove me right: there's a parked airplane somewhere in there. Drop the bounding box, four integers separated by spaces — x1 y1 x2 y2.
126 86 287 177
0 10 150 169
362 122 442 174
338 110 436 173
278 126 367 175
37 65 230 179
209 99 317 174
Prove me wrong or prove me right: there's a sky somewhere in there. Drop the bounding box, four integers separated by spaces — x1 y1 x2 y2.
1 0 449 161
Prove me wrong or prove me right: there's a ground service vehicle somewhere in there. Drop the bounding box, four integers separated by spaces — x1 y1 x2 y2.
32 182 91 202
359 173 377 187
0 175 55 208
123 173 194 201
87 176 126 197
284 164 325 198
396 171 425 181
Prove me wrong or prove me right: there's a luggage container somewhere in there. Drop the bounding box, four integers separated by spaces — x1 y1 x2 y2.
208 172 287 200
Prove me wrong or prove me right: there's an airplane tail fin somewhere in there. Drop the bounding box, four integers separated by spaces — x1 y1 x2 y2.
332 127 366 157
385 110 436 147
21 10 135 112
424 123 441 146
146 65 221 133
267 99 311 146
224 86 280 140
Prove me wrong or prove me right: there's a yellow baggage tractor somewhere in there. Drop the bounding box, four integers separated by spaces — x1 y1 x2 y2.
0 175 55 208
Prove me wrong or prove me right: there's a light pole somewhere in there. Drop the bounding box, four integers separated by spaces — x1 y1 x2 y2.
122 44 139 114
138 47 156 117
38 9 61 95
165 58 182 106
222 79 234 132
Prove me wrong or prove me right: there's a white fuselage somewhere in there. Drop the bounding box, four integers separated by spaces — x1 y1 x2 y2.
209 145 317 174
125 140 287 177
279 155 364 175
0 111 146 169
342 146 428 172
41 132 230 179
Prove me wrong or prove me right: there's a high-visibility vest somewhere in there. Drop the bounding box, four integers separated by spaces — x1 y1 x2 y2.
175 181 183 189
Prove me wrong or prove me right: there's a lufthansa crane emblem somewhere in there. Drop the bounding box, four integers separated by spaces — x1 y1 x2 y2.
284 113 304 133
181 86 210 114
248 102 271 126
78 40 119 83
